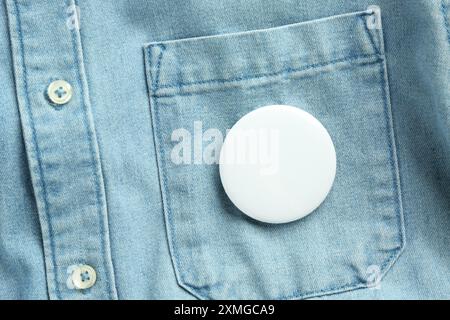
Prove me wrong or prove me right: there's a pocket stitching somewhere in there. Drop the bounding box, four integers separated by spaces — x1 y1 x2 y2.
145 44 192 298
153 54 383 98
149 10 380 95
358 15 381 56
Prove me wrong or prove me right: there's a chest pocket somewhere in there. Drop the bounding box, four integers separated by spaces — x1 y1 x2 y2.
144 7 404 299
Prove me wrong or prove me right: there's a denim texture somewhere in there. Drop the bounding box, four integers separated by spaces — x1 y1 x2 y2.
0 0 449 299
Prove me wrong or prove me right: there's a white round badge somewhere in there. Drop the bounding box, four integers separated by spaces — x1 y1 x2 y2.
219 105 336 224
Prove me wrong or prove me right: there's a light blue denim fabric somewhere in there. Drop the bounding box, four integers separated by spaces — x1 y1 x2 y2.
0 0 449 300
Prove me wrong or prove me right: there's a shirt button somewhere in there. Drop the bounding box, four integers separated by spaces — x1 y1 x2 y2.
70 265 97 290
219 105 336 224
47 80 73 105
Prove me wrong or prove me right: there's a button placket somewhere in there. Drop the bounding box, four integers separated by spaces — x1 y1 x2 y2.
6 0 117 299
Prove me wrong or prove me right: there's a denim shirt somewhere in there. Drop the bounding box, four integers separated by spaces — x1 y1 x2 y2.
0 0 449 300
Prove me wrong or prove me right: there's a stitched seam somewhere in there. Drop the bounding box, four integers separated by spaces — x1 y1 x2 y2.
182 250 403 300
145 10 374 48
156 97 184 291
185 282 368 301
441 0 450 45
379 56 406 255
150 57 404 300
182 245 403 300
380 60 401 253
154 44 166 91
359 14 380 55
13 0 60 299
145 46 195 298
153 53 381 94
70 0 116 300
156 59 382 99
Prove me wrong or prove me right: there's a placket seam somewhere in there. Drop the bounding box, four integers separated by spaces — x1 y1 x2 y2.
8 0 61 300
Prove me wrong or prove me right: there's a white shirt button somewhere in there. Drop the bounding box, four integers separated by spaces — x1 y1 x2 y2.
47 80 73 105
219 105 336 224
69 265 97 290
